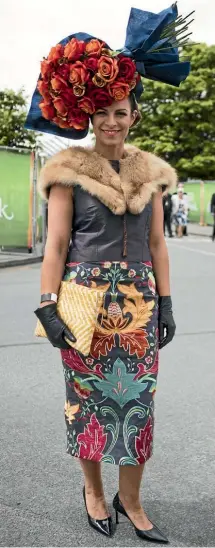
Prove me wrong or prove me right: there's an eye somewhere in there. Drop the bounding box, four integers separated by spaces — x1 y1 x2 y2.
116 112 127 116
95 110 106 116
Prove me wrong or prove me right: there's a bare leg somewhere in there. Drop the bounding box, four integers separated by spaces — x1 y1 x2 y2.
79 459 109 519
178 225 183 237
119 464 153 530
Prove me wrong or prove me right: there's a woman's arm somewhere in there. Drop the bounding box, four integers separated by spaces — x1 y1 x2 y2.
40 184 73 304
149 190 170 296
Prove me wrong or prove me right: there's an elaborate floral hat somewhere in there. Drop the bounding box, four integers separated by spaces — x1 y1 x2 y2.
25 3 194 140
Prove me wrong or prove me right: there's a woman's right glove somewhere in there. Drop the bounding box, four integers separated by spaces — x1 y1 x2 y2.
34 303 76 349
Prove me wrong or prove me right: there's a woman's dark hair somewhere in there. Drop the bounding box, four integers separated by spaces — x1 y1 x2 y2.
129 93 141 125
129 92 138 112
90 92 141 125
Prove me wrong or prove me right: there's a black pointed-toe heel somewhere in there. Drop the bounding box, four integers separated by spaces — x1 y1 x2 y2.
83 487 113 537
113 493 169 544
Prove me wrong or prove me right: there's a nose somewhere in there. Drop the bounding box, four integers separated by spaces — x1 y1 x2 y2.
104 112 117 127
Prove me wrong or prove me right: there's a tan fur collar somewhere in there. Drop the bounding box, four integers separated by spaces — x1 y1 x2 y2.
39 145 177 215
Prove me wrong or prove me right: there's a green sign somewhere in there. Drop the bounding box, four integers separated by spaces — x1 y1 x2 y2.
203 182 215 225
183 182 201 223
0 150 42 247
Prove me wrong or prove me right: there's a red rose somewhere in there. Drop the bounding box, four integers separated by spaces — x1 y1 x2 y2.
64 38 85 61
88 86 112 108
85 39 104 57
47 44 64 62
56 64 70 80
69 61 89 85
68 108 89 129
61 88 77 107
108 80 130 101
53 97 68 117
84 57 98 72
39 101 55 120
40 60 53 80
78 97 95 114
98 55 119 83
118 56 136 81
37 79 51 101
51 75 68 92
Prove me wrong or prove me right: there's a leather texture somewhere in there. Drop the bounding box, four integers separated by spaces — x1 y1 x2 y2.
83 487 113 537
158 296 176 349
34 303 76 349
113 492 169 544
67 185 152 263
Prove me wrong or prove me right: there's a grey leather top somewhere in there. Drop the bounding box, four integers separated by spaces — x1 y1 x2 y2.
66 160 152 263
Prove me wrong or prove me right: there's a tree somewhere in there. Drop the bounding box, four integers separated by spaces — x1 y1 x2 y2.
0 89 37 150
129 43 215 180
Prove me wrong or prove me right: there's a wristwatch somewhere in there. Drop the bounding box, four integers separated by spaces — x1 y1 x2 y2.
40 293 58 303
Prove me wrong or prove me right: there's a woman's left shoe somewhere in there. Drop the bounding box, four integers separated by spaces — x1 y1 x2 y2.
113 493 169 544
83 486 113 537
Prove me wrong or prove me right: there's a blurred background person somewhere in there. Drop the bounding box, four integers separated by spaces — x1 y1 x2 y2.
173 189 188 237
172 184 189 236
163 193 173 237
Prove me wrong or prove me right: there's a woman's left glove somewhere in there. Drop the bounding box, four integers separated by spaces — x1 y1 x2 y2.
158 296 176 349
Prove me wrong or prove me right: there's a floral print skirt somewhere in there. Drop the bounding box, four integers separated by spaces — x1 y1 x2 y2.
61 261 159 466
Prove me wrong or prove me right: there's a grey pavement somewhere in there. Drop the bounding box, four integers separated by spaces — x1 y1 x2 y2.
0 237 215 547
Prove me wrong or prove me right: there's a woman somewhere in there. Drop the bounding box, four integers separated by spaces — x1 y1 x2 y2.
26 3 192 542
173 189 188 238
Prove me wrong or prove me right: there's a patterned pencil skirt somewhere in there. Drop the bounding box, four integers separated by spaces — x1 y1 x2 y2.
60 261 159 466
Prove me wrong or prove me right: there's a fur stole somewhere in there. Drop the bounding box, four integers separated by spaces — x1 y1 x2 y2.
38 145 177 215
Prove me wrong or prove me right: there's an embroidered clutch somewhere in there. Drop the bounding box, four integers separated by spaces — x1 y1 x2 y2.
35 281 104 356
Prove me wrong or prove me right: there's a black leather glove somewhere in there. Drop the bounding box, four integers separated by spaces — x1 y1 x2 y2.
158 296 176 349
34 303 76 350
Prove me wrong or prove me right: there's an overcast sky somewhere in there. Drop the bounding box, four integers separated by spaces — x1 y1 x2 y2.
1 0 214 98
1 0 213 149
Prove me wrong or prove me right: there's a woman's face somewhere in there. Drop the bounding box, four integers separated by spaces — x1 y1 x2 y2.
92 98 137 148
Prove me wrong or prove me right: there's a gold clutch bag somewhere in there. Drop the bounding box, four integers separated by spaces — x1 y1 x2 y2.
35 281 104 356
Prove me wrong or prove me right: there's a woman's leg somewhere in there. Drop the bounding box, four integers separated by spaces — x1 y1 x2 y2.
178 224 183 237
80 459 109 519
119 464 153 530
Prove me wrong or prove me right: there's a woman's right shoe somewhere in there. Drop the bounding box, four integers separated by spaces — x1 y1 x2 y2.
113 493 169 544
83 486 113 537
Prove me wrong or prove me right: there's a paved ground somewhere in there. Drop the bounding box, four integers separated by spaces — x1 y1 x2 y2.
0 236 215 547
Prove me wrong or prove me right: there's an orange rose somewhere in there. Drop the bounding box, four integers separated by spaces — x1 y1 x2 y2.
64 38 85 61
108 80 130 101
92 74 106 87
51 75 68 92
37 79 51 101
129 79 137 91
78 97 95 114
85 39 104 57
47 44 64 62
97 56 119 83
39 101 55 120
40 60 53 80
69 61 89 85
73 85 86 97
53 97 68 117
53 116 71 129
